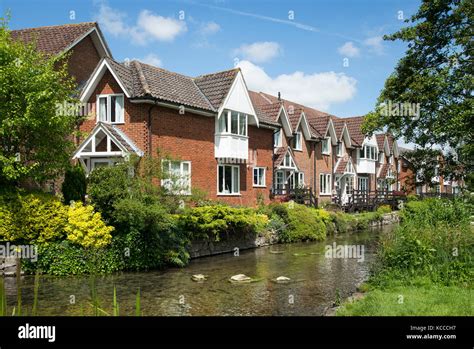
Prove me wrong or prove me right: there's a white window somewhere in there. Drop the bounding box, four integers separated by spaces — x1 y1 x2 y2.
360 145 377 160
283 152 296 168
297 172 305 187
345 161 354 173
358 177 369 191
162 160 191 195
346 176 354 194
218 165 240 194
253 167 266 187
336 143 343 157
274 129 282 147
97 94 124 123
90 158 114 171
293 131 302 150
319 173 332 195
379 152 384 163
217 110 247 136
389 156 393 164
322 138 330 155
275 170 284 190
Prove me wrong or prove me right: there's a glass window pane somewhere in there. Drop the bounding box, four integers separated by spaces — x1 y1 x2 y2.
239 114 246 135
218 112 228 133
99 97 107 122
114 95 124 123
224 166 232 193
232 166 239 193
111 96 116 123
218 166 224 193
231 111 238 134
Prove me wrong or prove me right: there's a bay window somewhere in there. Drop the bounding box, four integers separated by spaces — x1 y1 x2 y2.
360 145 377 160
217 110 247 136
97 94 124 123
218 165 240 194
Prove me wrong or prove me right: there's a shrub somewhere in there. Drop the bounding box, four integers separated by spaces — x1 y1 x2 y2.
65 201 114 249
113 198 190 269
278 203 327 242
0 192 67 244
178 205 269 242
61 164 86 204
267 214 287 235
376 205 392 215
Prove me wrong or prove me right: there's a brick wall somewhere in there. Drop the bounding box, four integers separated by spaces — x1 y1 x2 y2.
67 35 101 87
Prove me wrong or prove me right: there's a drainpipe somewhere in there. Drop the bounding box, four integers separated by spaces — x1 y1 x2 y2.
271 128 279 195
313 142 317 195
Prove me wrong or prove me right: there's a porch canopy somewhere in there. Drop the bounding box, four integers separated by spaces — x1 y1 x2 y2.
73 122 143 174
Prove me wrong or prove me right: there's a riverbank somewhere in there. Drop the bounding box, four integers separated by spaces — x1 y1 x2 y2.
335 198 474 316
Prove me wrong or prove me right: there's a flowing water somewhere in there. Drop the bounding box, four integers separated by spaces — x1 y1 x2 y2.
4 226 393 316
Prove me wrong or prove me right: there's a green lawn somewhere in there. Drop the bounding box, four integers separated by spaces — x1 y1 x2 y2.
337 281 474 316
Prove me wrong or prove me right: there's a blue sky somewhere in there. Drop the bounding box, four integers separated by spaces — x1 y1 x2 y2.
3 0 420 118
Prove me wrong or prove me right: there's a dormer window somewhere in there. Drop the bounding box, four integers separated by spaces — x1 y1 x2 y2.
293 131 302 151
336 143 343 157
322 138 330 155
97 94 124 123
218 110 248 136
274 128 282 147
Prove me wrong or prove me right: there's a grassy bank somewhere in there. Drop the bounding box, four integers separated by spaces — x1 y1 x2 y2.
337 198 474 316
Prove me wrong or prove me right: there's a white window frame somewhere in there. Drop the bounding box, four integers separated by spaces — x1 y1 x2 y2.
253 167 266 187
217 110 248 137
96 94 124 124
275 170 284 190
161 160 192 195
322 138 331 155
274 128 282 147
90 158 115 172
293 131 302 151
218 164 240 195
336 142 343 157
319 173 332 195
358 177 369 191
282 152 296 168
360 145 377 161
297 172 305 186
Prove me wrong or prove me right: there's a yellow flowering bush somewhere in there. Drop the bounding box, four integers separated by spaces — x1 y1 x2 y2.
65 202 114 249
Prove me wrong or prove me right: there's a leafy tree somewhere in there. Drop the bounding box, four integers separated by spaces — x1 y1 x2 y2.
363 0 473 179
0 17 80 185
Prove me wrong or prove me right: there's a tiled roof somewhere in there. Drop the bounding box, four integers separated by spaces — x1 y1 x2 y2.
344 116 365 146
386 133 395 151
194 69 239 109
376 134 386 151
11 22 97 56
335 159 348 174
273 147 287 167
379 163 388 178
100 122 142 155
248 91 281 126
332 117 345 140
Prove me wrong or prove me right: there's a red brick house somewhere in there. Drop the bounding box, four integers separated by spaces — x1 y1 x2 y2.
13 21 421 206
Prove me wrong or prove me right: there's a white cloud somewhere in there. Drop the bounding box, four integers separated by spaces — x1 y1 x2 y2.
96 3 187 44
199 21 221 35
234 42 282 63
364 36 384 55
135 53 163 67
338 42 360 58
237 60 357 111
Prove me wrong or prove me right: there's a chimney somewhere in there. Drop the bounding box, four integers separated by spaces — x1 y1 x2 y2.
278 92 281 101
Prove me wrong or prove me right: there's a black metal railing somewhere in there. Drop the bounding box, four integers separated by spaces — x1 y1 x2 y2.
272 186 318 208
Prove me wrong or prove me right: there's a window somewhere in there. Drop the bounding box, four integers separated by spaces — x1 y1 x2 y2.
282 152 296 168
297 172 305 187
379 152 384 163
293 131 302 150
435 184 441 193
358 177 369 191
218 165 240 194
360 145 377 160
346 176 354 194
336 143 343 157
322 138 330 155
320 173 332 195
275 171 284 190
217 110 247 136
162 160 191 194
253 167 265 187
345 161 354 173
97 94 124 123
274 129 282 147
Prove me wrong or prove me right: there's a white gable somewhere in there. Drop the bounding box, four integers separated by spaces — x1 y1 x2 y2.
219 71 258 126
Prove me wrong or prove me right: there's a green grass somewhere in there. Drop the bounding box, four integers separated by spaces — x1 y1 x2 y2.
337 280 474 316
